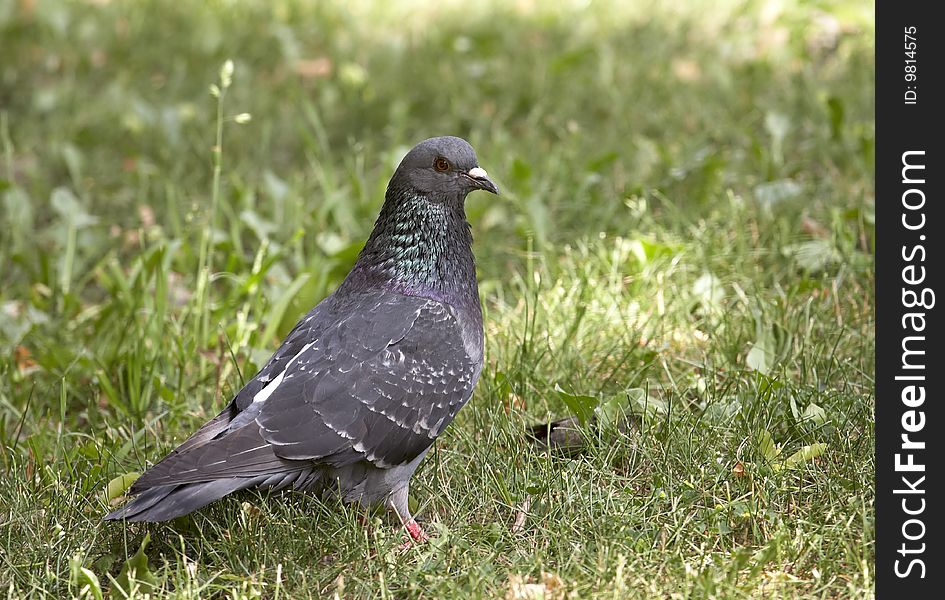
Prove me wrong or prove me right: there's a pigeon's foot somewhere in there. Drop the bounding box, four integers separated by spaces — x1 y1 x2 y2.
397 519 430 551
405 519 429 543
388 486 429 549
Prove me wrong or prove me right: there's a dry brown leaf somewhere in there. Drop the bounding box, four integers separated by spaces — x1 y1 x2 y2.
505 392 526 413
295 58 333 79
240 501 261 519
672 59 702 82
506 572 567 600
14 345 39 376
506 576 545 600
801 215 829 238
541 571 566 599
138 204 156 228
511 496 531 533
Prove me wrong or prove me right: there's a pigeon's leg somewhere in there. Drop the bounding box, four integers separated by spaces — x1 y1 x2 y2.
388 486 429 545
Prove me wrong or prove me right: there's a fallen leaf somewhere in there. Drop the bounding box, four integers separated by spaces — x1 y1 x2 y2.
781 443 827 469
104 472 140 505
511 497 531 533
111 533 159 599
506 576 546 600
800 215 829 238
672 59 702 82
242 501 261 519
541 572 566 599
505 392 526 413
295 57 333 79
138 204 155 228
14 345 38 375
506 572 567 600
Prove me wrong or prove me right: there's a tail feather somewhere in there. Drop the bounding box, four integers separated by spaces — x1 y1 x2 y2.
104 478 258 522
129 425 287 492
105 485 176 519
104 469 326 522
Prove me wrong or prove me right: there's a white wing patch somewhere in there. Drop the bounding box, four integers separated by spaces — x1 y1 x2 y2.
251 370 286 405
252 341 320 406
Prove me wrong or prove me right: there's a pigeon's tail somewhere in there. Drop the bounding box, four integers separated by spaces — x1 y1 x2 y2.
104 468 328 522
103 478 257 522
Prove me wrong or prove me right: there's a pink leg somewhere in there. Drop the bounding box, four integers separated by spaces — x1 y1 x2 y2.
389 487 430 549
405 519 429 543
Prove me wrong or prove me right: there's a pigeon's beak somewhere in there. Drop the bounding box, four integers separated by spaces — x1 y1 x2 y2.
465 167 499 195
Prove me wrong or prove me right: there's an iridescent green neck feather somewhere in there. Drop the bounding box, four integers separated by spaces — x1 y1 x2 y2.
345 186 478 308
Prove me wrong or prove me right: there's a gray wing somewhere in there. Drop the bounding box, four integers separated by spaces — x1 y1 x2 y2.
258 293 482 467
131 290 481 489
127 298 338 490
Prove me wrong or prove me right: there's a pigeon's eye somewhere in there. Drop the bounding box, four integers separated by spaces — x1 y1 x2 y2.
433 157 450 172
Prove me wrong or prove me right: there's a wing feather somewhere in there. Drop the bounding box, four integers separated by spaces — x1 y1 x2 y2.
257 292 481 467
130 289 482 490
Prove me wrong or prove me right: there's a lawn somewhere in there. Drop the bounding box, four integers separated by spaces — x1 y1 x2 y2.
0 0 875 597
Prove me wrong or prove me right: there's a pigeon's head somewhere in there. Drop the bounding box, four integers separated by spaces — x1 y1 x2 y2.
393 136 499 199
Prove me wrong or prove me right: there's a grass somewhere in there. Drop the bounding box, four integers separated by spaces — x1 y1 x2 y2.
0 0 874 597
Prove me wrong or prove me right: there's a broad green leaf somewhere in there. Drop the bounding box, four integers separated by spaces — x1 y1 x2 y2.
703 397 741 422
596 392 629 425
746 320 791 375
111 532 159 599
757 430 781 463
791 396 828 427
746 341 772 374
764 111 791 142
627 238 683 266
2 187 34 252
315 231 349 255
625 387 667 420
510 157 532 185
764 111 791 165
801 402 828 427
554 383 599 426
826 95 845 139
263 170 289 201
586 150 619 173
494 371 512 403
789 394 801 422
782 443 827 469
77 568 103 600
105 472 140 503
240 209 277 241
69 554 104 600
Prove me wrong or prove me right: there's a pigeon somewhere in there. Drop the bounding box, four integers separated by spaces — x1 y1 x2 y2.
105 136 498 543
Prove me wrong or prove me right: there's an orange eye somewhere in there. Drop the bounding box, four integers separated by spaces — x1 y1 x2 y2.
434 157 450 172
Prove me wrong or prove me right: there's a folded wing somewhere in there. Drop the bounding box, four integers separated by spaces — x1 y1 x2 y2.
128 290 481 492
